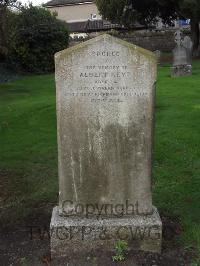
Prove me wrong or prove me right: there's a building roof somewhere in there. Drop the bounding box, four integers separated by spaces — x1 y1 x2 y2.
43 0 93 7
67 20 123 33
67 21 87 32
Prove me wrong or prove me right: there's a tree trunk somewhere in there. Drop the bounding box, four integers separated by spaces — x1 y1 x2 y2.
190 18 200 57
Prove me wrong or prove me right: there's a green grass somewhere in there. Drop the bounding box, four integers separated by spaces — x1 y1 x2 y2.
0 62 200 253
154 61 200 251
0 74 58 220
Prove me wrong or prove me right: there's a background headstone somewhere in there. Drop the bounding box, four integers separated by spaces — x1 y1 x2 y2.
182 36 193 64
174 29 182 47
171 30 192 77
154 50 161 64
51 34 162 258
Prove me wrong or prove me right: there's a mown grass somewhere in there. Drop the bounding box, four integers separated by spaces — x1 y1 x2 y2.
154 61 200 251
0 74 58 221
0 62 200 253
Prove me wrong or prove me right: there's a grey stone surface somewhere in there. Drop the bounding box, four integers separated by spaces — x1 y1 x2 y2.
172 45 189 66
183 36 193 50
51 206 162 258
174 29 183 47
52 34 162 256
154 50 161 64
183 36 193 64
55 34 156 216
171 64 192 77
172 30 192 77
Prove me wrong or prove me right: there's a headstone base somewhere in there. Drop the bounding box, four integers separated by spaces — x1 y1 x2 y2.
50 206 162 259
171 64 192 77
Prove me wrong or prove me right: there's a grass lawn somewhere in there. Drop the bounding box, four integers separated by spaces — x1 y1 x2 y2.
0 61 200 256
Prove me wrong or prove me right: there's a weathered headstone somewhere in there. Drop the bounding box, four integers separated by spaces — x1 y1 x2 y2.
174 29 182 46
50 34 162 258
183 36 193 64
171 30 192 77
154 50 162 65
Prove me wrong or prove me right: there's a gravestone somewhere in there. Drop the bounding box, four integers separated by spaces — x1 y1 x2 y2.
171 30 192 77
154 50 161 65
50 34 162 258
183 36 193 64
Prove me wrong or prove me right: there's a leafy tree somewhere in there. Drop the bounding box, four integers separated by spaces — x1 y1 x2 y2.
9 5 69 72
0 0 21 60
95 0 177 27
95 0 200 55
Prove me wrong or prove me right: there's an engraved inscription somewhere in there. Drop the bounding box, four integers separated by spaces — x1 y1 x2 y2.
64 50 150 103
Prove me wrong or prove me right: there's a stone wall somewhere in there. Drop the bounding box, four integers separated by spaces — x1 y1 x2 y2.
117 31 175 52
112 29 191 52
70 29 191 53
